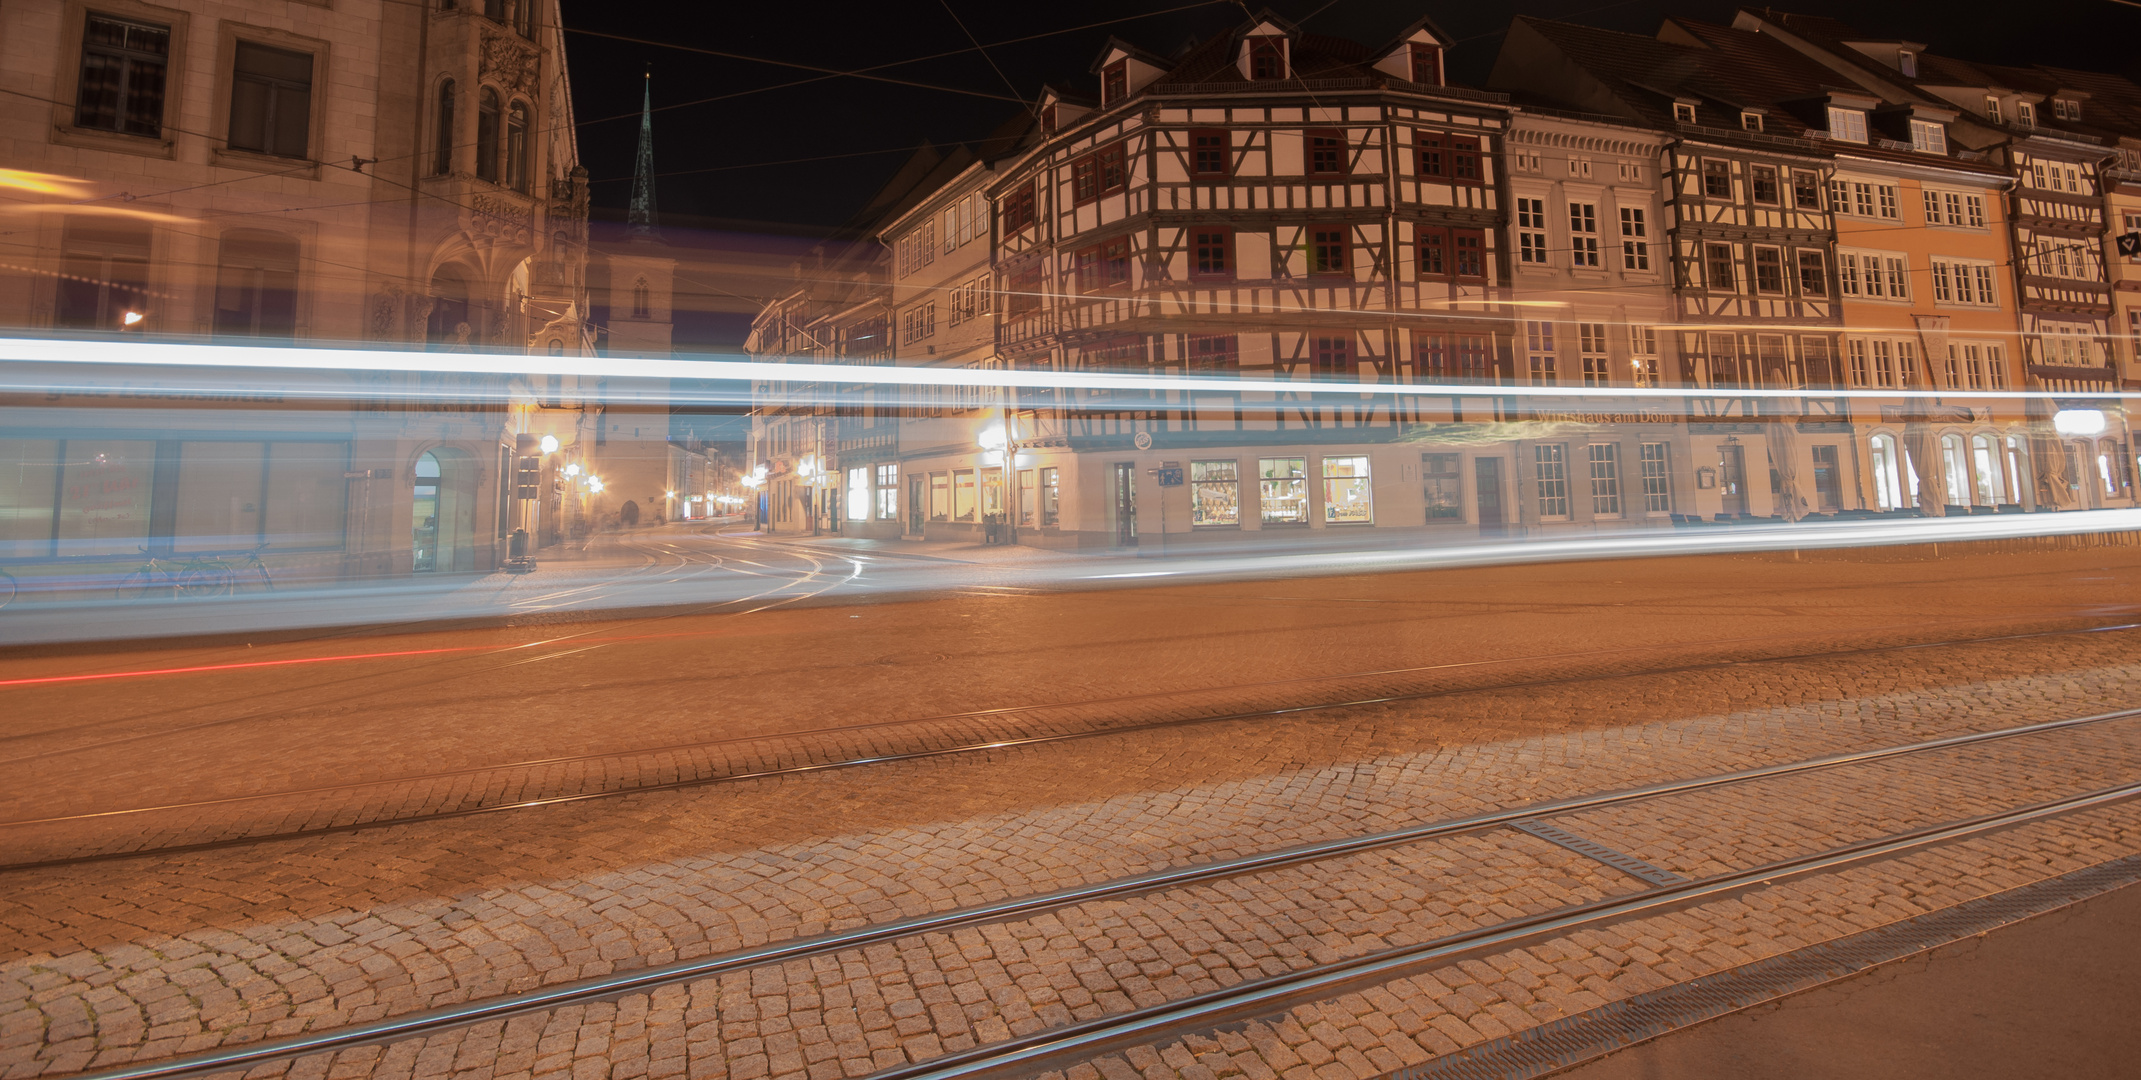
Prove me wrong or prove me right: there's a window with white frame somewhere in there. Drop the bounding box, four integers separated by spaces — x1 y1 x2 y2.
1629 324 1658 386
1909 120 1947 154
1579 322 1610 385
1827 107 1868 142
1922 189 1986 228
1517 197 1548 264
1673 102 1696 124
1588 443 1622 516
1568 156 1592 178
1930 258 1997 306
1619 207 1650 270
1845 336 1918 388
1569 202 1600 267
2053 99 2081 121
1831 180 1899 219
2042 323 2096 366
1639 443 1671 512
1535 444 1570 518
1985 97 2003 124
1741 111 1763 132
1526 320 1557 384
1837 250 1909 300
2017 100 2036 127
1514 150 1542 172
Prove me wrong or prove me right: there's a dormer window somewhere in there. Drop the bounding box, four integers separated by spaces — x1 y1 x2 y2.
1897 50 1916 77
2017 101 2036 127
1041 105 1056 134
1673 102 1696 124
1249 38 1284 80
1909 119 1947 155
1985 97 2003 124
2053 99 2081 121
1826 107 1868 143
1102 61 1127 106
1741 111 1763 133
1409 43 1442 86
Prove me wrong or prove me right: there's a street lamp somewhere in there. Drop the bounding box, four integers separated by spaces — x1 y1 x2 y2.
978 417 1022 545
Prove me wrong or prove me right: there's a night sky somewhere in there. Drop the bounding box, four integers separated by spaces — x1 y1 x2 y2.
564 0 2141 231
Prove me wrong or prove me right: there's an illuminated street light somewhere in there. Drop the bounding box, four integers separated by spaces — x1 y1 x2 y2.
121 311 144 327
539 434 560 454
564 463 580 477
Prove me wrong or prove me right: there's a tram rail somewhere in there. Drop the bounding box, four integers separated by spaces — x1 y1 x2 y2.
44 704 2141 1080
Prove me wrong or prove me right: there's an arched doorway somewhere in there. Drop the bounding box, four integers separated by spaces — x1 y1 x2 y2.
413 449 477 572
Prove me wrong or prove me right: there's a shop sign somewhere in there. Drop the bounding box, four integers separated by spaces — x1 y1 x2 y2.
1154 466 1183 487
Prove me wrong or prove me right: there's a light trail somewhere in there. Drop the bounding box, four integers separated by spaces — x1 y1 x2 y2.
0 335 2127 401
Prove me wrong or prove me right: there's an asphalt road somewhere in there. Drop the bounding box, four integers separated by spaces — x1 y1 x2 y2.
1556 879 2141 1080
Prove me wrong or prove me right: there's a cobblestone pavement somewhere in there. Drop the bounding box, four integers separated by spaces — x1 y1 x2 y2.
3 635 2140 1078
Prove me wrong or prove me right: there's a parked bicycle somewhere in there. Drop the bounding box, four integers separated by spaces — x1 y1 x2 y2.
115 543 274 601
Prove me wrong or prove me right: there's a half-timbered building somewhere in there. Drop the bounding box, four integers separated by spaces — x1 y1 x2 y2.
1492 17 1847 522
1739 10 2134 511
986 12 1527 549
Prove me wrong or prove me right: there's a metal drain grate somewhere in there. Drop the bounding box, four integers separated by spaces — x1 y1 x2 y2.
1389 852 2141 1080
1508 818 1688 886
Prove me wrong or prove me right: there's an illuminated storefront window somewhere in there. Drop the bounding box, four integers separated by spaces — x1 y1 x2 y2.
1191 460 1239 526
1323 456 1373 524
1259 458 1308 524
846 466 869 521
953 469 976 521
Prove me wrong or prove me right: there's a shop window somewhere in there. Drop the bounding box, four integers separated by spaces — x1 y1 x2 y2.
1971 435 2003 506
846 466 870 522
1322 457 1372 524
77 14 170 137
1017 470 1035 527
1423 453 1462 521
953 470 976 521
1811 445 1842 510
212 229 299 340
929 472 949 521
228 42 313 158
1190 460 1239 526
875 464 898 520
1258 458 1308 524
1039 467 1060 525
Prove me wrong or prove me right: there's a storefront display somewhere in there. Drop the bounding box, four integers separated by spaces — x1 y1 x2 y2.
1322 456 1373 524
1191 459 1239 526
1259 457 1308 524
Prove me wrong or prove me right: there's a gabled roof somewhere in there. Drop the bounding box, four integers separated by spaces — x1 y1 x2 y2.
1089 35 1173 75
1371 13 1456 56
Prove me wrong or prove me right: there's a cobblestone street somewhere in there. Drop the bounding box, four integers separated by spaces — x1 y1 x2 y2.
2 542 2139 1080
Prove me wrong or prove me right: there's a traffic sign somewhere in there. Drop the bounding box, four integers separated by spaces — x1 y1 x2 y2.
2118 232 2141 258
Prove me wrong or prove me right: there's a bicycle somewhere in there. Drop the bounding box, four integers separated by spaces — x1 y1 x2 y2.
114 543 272 601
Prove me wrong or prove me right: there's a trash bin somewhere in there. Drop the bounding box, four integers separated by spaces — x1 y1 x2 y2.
509 528 529 560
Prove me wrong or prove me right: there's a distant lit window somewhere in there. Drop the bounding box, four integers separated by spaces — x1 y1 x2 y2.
1909 120 1947 155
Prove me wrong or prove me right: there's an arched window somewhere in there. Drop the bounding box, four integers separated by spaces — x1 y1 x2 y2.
631 277 650 318
212 229 300 340
1940 433 1969 511
1870 433 1905 511
433 79 455 176
476 88 501 183
505 101 530 192
2005 435 2030 506
1971 434 2004 506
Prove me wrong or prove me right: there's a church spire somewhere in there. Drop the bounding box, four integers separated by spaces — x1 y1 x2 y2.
628 68 657 233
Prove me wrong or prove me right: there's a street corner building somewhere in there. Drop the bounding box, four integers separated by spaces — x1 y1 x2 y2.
0 0 681 590
742 7 2141 552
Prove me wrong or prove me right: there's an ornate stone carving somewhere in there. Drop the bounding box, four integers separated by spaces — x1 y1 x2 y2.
479 31 540 97
469 193 534 244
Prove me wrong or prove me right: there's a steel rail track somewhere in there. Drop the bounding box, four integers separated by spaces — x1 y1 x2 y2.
3 617 2131 875
49 705 2141 1080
